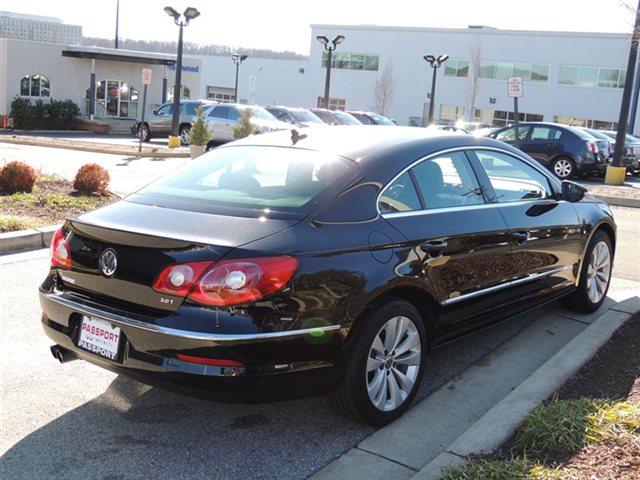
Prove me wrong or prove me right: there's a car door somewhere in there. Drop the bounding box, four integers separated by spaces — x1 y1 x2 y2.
149 103 173 135
520 126 564 168
379 150 518 339
206 106 235 142
469 149 582 302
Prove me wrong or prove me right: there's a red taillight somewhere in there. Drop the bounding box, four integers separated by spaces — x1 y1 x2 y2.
189 256 298 306
50 227 72 269
586 141 598 154
153 256 298 306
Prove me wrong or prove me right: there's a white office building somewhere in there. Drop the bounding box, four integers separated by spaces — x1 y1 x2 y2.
0 11 82 45
0 19 636 133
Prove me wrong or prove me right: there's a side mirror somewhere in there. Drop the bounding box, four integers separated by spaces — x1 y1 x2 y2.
561 180 587 202
152 109 158 115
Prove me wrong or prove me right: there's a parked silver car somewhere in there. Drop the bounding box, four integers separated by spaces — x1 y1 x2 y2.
133 100 215 145
202 104 290 144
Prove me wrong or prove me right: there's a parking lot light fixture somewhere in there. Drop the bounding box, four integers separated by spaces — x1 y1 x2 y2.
317 34 345 109
232 53 248 103
423 53 449 125
165 6 201 148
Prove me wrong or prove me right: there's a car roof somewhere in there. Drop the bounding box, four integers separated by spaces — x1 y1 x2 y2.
221 125 512 165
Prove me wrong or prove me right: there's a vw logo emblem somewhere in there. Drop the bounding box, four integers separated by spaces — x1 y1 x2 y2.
99 249 118 277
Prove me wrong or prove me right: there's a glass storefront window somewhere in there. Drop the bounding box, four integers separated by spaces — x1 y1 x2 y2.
87 79 139 118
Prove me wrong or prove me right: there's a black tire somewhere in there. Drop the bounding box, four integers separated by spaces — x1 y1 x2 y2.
328 300 427 425
561 230 613 313
179 125 191 146
138 123 151 142
551 156 576 179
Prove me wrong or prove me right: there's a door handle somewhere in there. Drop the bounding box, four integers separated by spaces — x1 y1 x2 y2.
420 241 448 257
512 231 530 245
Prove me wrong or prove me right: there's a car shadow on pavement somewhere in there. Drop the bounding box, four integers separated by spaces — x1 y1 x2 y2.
0 302 555 480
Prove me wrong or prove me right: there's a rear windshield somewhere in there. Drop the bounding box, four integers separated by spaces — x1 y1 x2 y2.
135 146 358 211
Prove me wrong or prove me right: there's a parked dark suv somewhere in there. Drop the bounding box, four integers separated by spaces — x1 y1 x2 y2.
489 122 610 179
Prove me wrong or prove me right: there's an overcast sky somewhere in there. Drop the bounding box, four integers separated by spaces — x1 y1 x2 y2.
10 0 637 54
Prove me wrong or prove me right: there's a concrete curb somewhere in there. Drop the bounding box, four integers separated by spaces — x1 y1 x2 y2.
0 225 60 255
591 194 640 209
410 294 640 480
0 135 190 158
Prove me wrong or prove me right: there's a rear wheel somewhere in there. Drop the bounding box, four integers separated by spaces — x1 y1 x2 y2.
138 123 151 142
551 157 575 179
328 300 426 425
561 230 613 313
179 125 191 145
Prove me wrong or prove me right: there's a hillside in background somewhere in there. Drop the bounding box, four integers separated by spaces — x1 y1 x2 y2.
82 37 308 60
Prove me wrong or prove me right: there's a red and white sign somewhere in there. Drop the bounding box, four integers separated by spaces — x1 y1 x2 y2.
507 76 523 98
78 316 121 360
141 68 153 85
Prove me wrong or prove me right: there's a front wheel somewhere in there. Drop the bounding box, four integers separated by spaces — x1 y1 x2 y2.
551 157 576 179
561 230 613 313
328 300 426 425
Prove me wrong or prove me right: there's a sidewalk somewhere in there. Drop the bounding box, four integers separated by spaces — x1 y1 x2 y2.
309 282 640 480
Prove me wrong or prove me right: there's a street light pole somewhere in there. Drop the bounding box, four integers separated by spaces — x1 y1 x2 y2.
316 34 345 109
423 54 449 125
164 6 200 148
232 53 248 103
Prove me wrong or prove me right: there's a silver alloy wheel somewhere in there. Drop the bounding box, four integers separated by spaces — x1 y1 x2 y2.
180 127 191 145
366 315 422 412
139 124 150 141
586 240 612 304
553 158 573 178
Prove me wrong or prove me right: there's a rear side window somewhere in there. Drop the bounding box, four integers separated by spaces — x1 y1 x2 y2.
474 151 553 202
378 172 421 213
530 127 562 141
209 106 228 119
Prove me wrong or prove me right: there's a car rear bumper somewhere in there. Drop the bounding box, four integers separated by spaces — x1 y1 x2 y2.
39 286 344 400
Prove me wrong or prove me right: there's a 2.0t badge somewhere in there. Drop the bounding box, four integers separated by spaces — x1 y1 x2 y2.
99 248 118 277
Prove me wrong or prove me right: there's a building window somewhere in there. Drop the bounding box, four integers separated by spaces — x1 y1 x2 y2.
554 115 617 130
440 104 465 124
20 74 50 97
322 52 379 71
87 79 139 118
479 61 549 83
316 97 346 110
207 86 235 103
168 85 190 101
559 65 626 89
444 59 469 78
474 108 543 127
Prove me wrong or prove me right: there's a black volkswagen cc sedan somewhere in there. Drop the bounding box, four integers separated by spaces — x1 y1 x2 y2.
40 126 616 425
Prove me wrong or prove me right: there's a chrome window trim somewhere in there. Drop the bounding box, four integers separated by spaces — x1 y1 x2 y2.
43 292 341 343
442 265 573 306
376 146 558 217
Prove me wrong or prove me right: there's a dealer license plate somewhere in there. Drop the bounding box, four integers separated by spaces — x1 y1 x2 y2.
77 316 121 360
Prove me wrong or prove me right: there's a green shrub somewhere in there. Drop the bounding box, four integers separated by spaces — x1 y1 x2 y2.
73 163 110 195
0 161 37 194
9 97 80 130
233 109 260 139
189 106 212 146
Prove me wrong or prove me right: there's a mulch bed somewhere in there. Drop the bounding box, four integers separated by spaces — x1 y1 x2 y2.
0 177 117 227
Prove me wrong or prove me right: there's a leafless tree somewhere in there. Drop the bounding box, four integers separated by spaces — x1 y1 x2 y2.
465 39 483 122
374 59 396 115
